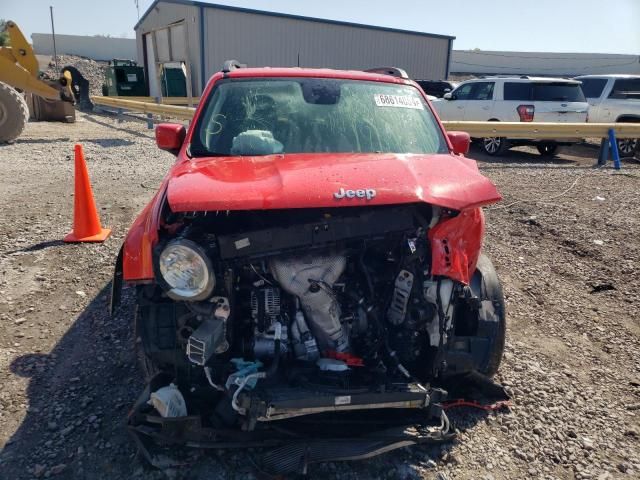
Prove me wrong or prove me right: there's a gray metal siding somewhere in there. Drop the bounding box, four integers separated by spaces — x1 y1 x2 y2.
202 8 449 83
451 50 640 76
135 2 203 94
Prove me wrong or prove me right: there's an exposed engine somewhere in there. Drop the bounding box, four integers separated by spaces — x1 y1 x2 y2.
136 203 503 430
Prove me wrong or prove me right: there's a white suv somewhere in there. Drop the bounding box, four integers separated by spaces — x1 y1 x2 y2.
574 75 640 157
432 77 589 156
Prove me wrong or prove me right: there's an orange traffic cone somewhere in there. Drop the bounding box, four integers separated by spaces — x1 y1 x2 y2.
63 144 111 243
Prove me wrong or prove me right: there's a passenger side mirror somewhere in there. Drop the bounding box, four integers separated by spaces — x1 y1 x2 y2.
156 123 186 154
447 131 470 155
443 92 453 100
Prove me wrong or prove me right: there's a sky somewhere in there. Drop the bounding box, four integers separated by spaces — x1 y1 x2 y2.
2 0 639 54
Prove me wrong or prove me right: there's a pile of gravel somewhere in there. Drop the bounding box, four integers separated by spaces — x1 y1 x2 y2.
43 55 108 97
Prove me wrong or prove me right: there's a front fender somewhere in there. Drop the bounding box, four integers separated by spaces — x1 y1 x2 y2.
429 208 484 285
122 186 168 282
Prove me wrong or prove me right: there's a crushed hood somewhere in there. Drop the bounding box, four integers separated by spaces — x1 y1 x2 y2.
166 153 501 212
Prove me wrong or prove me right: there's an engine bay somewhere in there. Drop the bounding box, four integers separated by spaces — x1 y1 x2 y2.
133 203 504 435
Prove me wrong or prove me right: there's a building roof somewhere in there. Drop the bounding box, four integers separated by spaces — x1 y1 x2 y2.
134 0 455 41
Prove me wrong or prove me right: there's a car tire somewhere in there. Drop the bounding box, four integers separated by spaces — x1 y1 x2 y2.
481 137 509 156
536 143 558 157
134 306 160 381
617 138 638 158
473 254 506 377
0 81 29 144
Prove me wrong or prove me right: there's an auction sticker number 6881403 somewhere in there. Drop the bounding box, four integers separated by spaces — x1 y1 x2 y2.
373 94 424 109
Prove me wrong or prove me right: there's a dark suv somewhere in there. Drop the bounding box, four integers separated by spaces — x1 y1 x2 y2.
415 79 457 98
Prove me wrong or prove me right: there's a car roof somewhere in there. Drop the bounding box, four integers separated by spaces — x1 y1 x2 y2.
224 67 414 85
459 76 581 84
574 74 640 79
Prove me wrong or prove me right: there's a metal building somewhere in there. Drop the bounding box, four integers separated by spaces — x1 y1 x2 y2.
451 50 640 77
134 0 454 97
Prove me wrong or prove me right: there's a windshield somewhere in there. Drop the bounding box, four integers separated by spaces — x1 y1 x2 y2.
190 78 448 157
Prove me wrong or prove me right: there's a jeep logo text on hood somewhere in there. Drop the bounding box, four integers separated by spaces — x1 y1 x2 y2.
334 187 377 200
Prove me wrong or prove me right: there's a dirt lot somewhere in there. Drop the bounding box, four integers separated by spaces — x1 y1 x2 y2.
0 113 639 480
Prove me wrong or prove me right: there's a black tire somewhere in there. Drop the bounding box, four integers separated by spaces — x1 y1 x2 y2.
134 306 160 381
472 254 506 377
536 143 558 157
0 81 29 143
617 138 638 158
481 137 509 156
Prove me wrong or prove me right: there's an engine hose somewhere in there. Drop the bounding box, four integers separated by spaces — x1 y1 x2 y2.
265 322 282 378
231 323 282 415
358 251 375 299
231 372 266 414
204 366 225 391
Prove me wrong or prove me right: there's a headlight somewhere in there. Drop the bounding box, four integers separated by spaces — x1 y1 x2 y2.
158 239 215 301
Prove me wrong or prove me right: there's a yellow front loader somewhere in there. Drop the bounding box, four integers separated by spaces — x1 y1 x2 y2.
0 21 77 143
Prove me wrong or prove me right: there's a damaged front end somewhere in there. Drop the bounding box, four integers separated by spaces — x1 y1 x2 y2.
120 202 507 474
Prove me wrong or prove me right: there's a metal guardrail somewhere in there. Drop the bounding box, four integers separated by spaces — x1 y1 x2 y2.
91 96 195 120
91 96 640 140
102 96 201 105
440 121 640 139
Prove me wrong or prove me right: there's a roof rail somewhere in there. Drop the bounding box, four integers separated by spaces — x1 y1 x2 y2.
364 67 409 79
222 59 247 73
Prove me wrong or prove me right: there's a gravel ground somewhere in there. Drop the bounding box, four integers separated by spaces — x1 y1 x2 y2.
0 113 639 479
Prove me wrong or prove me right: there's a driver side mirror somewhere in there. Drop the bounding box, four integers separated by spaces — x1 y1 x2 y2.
443 92 454 100
156 123 186 154
447 131 470 155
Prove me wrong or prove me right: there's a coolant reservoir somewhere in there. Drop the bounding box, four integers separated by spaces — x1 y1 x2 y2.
148 384 187 417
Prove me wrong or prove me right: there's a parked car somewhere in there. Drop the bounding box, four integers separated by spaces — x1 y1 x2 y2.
574 75 640 157
112 63 506 473
432 77 589 156
415 79 457 98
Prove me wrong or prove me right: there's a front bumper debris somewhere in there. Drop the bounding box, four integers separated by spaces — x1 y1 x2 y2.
127 374 456 474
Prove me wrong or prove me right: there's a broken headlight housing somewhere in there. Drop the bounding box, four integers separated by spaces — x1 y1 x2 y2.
158 239 215 301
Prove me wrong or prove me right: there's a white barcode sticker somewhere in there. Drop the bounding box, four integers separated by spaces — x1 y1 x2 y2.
234 237 250 250
335 395 351 405
374 94 423 109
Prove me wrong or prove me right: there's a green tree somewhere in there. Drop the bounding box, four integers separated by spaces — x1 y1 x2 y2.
0 19 9 47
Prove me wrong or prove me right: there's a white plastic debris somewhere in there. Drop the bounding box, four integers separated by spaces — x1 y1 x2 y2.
593 196 605 202
593 240 604 246
148 384 187 418
317 358 349 372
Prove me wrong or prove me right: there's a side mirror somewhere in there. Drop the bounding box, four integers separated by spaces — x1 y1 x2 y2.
156 123 186 154
447 131 470 155
443 92 453 100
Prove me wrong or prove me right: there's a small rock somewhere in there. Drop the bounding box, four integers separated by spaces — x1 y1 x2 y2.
624 428 638 438
581 437 595 450
75 291 86 297
50 464 66 475
47 421 58 431
34 464 46 478
14 317 27 325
